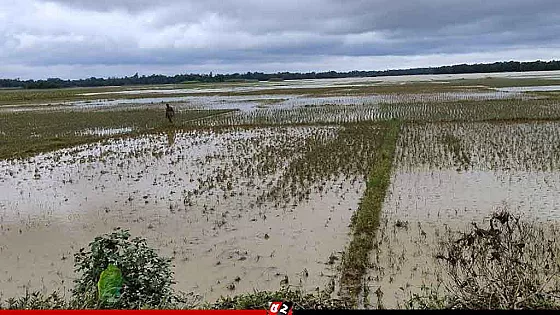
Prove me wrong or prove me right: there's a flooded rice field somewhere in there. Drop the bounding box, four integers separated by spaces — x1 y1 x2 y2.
365 121 560 308
0 125 383 302
75 127 133 137
195 96 560 127
3 74 560 309
0 90 528 114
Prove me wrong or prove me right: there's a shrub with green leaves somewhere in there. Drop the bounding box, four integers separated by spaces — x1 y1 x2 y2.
1 290 67 310
71 228 175 309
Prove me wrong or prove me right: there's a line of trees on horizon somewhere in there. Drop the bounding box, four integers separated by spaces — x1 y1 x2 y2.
2 60 560 89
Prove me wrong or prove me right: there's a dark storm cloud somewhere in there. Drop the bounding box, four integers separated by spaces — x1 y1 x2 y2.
1 0 559 79
44 0 560 34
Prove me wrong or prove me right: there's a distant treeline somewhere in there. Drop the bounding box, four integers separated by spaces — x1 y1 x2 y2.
2 60 560 89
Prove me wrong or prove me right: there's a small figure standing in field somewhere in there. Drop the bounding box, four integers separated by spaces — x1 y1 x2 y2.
165 103 175 123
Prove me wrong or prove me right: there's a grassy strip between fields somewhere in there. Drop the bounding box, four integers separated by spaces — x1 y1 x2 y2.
339 120 401 307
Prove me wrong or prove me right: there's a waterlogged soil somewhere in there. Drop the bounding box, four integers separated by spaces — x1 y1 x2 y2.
496 85 560 92
0 127 363 302
364 121 560 308
364 167 560 309
1 90 526 113
365 216 454 309
75 127 133 137
387 169 560 223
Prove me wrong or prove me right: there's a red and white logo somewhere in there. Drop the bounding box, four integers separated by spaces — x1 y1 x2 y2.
268 301 293 315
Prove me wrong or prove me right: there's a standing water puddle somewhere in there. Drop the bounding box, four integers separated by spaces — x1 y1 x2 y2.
495 85 560 92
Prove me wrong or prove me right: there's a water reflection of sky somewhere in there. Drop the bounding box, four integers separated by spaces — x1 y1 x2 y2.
495 85 560 92
1 91 527 113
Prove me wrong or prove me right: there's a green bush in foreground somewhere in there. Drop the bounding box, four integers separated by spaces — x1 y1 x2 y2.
71 228 175 309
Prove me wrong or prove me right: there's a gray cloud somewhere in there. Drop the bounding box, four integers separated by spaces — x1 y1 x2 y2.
1 0 559 79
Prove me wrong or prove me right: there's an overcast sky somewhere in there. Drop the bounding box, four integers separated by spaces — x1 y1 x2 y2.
1 0 559 79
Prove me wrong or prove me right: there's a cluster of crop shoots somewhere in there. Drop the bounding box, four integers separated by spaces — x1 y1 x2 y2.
396 121 560 172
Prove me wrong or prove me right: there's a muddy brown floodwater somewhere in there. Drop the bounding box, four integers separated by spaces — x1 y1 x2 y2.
365 121 560 308
0 127 364 303
365 168 560 309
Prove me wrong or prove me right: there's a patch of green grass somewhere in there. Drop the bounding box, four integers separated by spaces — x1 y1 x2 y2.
339 120 401 306
0 108 232 160
0 86 127 106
